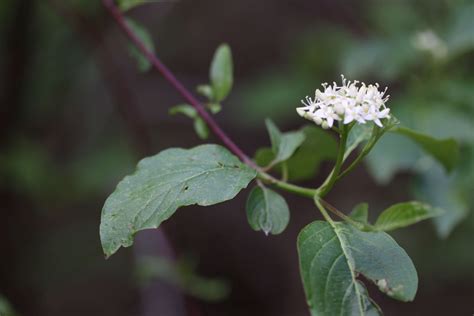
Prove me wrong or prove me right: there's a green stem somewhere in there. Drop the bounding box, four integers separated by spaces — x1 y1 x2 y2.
257 172 316 198
314 197 334 223
281 161 289 182
316 124 348 197
319 199 373 230
316 197 375 230
337 126 380 181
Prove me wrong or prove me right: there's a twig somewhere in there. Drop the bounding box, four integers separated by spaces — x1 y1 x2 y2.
101 0 321 199
102 0 255 167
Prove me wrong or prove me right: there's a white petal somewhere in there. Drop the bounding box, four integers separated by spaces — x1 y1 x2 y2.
356 116 366 124
315 109 326 118
378 108 390 118
344 115 354 124
327 116 334 128
315 89 324 100
374 118 383 127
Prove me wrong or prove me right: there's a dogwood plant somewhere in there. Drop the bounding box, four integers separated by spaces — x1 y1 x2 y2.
100 1 459 314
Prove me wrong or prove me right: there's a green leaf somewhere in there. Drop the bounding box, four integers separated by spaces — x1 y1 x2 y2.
254 125 337 181
100 144 256 257
344 123 373 160
284 126 337 180
298 221 417 316
415 164 469 238
344 117 399 162
125 18 154 72
206 103 222 114
265 119 305 165
350 203 369 224
193 117 209 140
118 0 149 11
169 104 197 118
210 44 233 102
366 132 422 184
196 84 214 100
394 126 459 172
374 201 443 232
254 148 275 168
246 185 290 235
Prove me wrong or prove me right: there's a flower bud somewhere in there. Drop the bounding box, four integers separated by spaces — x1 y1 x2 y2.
313 116 322 125
296 107 306 117
334 104 345 115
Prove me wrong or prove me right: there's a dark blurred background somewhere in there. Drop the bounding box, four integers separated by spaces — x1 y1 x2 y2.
1 0 473 315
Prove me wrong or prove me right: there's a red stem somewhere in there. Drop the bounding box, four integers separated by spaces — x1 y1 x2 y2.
102 0 256 168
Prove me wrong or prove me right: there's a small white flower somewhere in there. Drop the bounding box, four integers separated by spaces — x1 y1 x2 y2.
296 75 391 128
296 96 317 118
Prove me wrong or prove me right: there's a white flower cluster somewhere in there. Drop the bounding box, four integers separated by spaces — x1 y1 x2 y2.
296 75 391 129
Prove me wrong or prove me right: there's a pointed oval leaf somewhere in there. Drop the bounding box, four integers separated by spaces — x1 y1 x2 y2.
100 144 256 258
193 117 209 140
350 203 369 224
345 116 399 162
254 126 337 181
375 201 444 232
394 126 459 172
246 186 290 235
298 221 417 316
286 126 338 180
345 124 373 160
210 44 233 102
169 104 197 118
265 119 305 165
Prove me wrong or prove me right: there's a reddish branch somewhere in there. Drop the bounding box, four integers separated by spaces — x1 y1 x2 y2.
102 0 256 168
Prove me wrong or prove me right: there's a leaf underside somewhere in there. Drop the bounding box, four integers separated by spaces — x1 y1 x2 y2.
246 186 290 235
100 144 256 258
298 221 418 316
374 201 443 232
